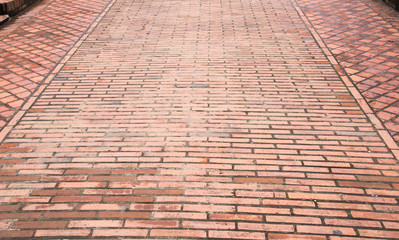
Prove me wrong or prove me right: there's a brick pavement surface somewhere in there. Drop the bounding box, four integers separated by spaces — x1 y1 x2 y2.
0 0 112 129
0 0 399 239
297 0 399 142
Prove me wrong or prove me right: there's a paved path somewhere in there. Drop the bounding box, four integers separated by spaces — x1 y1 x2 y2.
0 0 112 129
298 0 399 142
0 0 399 239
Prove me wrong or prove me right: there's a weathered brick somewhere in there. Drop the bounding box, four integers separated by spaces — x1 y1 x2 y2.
182 220 235 229
35 229 91 237
97 211 151 219
268 233 326 240
68 220 123 228
210 213 263 222
13 221 67 229
150 229 206 238
296 225 356 235
92 229 148 237
125 220 179 228
0 0 398 239
0 230 34 238
209 230 265 239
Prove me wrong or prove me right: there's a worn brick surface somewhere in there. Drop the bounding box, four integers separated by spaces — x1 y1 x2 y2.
0 0 399 239
296 0 399 142
0 0 111 129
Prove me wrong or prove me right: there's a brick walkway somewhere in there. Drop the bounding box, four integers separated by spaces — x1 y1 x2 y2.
0 0 399 239
297 0 399 142
0 0 112 129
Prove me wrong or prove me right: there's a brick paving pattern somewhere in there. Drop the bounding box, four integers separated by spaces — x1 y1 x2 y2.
0 0 399 239
296 0 399 142
0 0 111 129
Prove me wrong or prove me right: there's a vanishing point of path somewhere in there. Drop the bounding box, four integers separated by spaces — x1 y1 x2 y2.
1 0 399 239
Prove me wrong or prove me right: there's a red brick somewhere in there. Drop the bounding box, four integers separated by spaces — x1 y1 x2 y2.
0 205 20 212
150 229 206 238
157 196 207 203
77 204 124 211
13 221 67 229
351 211 399 221
209 230 265 239
42 212 96 219
31 189 81 196
317 202 372 210
238 206 291 215
268 233 327 240
35 229 91 237
288 192 341 201
267 215 321 224
210 213 263 222
185 189 234 196
358 229 399 238
129 204 181 211
183 204 235 212
312 186 364 194
133 189 183 195
239 222 294 232
342 194 397 204
103 196 154 202
0 221 11 229
294 208 347 217
262 199 315 207
234 177 284 184
153 212 206 219
357 176 399 182
0 230 34 238
68 220 123 228
58 182 106 188
383 221 399 229
182 220 235 229
92 229 148 237
325 218 382 228
98 212 151 219
125 220 179 228
83 189 132 195
52 196 102 202
297 225 356 235
209 197 260 205
23 204 74 211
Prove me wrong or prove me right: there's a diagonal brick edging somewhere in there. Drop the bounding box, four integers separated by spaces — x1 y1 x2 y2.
290 0 399 160
0 0 117 143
